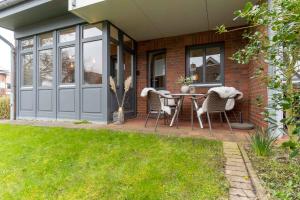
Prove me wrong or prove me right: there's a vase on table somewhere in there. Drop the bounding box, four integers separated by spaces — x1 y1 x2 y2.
180 85 189 93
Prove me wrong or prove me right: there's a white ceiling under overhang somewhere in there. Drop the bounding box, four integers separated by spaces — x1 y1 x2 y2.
70 0 254 41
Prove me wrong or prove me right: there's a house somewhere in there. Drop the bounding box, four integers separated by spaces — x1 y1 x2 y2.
0 69 10 96
0 0 285 128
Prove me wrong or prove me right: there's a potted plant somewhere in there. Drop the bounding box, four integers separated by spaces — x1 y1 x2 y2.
110 76 132 124
177 75 193 93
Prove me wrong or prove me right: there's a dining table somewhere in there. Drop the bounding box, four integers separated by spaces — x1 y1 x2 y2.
169 93 205 129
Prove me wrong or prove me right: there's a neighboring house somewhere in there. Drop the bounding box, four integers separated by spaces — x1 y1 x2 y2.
0 0 282 127
0 69 10 96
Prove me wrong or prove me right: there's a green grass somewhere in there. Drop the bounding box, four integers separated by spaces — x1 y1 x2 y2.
0 124 228 200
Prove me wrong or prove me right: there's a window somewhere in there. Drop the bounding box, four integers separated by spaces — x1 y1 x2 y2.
149 51 166 89
110 25 118 41
123 35 134 49
83 40 102 84
21 53 33 86
60 47 75 84
59 27 76 43
110 41 119 85
83 23 103 38
187 44 224 85
124 50 133 87
39 32 53 47
39 50 53 87
21 38 34 50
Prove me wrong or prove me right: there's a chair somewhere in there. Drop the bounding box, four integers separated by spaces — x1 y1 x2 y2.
194 91 233 134
144 90 179 131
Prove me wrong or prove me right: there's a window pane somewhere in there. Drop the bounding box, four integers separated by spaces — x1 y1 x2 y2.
83 23 103 38
60 47 75 84
110 25 118 41
59 27 76 43
39 32 53 47
83 40 102 84
21 38 34 50
123 35 134 49
205 47 221 83
39 50 53 87
110 42 119 85
189 49 204 83
124 50 133 111
22 53 33 86
150 52 165 89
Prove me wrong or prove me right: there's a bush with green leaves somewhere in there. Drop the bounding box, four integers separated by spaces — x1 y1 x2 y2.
0 96 10 119
251 129 276 157
217 0 300 156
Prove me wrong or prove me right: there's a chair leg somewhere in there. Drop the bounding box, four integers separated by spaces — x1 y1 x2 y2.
206 112 212 135
219 112 223 124
197 114 204 129
155 111 161 131
144 112 151 127
224 112 233 134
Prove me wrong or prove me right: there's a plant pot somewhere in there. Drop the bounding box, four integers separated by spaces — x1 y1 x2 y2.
189 86 196 94
180 85 190 93
115 107 124 124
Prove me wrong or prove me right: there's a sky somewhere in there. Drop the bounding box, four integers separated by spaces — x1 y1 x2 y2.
0 27 14 72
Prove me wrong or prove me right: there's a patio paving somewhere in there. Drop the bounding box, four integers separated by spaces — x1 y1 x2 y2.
0 118 252 142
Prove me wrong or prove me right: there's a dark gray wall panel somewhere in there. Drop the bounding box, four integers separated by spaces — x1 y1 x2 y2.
38 89 52 111
58 88 75 112
82 88 102 113
20 90 33 111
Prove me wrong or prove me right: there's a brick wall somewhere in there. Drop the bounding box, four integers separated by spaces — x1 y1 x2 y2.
136 30 267 127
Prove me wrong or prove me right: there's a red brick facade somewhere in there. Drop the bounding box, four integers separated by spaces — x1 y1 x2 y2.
135 30 267 127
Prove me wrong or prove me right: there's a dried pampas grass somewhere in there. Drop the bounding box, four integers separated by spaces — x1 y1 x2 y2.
110 76 117 93
124 76 132 93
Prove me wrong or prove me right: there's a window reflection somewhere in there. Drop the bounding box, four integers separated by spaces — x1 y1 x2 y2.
189 49 204 83
60 47 75 84
110 25 118 41
83 40 102 84
123 35 134 49
22 53 33 86
39 50 53 87
205 47 221 83
21 38 34 50
110 42 119 85
39 32 53 47
59 27 76 43
83 23 103 38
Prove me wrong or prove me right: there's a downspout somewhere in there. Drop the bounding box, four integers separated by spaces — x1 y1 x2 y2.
0 34 16 120
267 0 283 137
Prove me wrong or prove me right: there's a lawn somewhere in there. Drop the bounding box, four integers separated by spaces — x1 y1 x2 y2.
0 124 228 200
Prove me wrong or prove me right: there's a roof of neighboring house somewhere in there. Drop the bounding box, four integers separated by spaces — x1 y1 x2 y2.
0 0 26 11
0 69 9 75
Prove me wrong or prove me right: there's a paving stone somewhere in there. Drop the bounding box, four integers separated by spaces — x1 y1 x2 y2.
244 189 256 198
230 181 253 190
226 169 248 176
225 154 243 159
227 175 251 183
226 158 244 163
226 161 246 167
226 165 247 172
230 195 255 200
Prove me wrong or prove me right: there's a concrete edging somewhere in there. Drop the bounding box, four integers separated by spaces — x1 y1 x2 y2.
238 143 270 200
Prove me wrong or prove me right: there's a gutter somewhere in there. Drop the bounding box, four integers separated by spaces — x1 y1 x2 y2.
0 34 16 120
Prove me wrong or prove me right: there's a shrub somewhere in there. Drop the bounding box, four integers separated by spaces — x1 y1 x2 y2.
0 96 10 119
250 129 276 157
